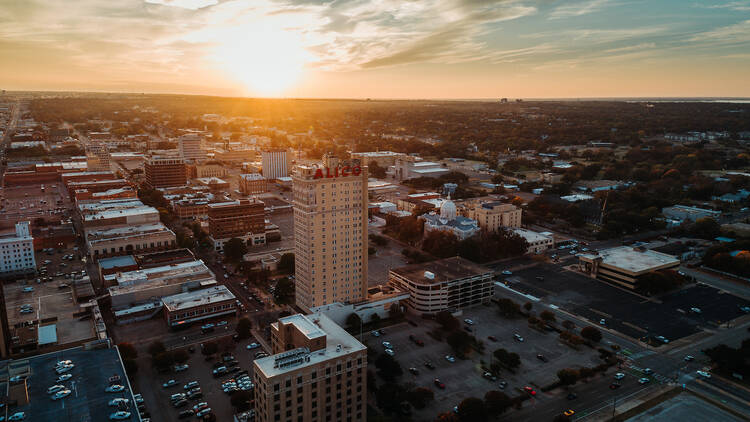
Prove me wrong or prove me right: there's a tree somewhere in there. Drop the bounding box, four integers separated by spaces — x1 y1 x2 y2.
230 390 252 411
345 313 361 331
688 217 721 240
496 298 521 318
493 348 521 370
152 352 174 370
375 383 407 415
224 238 247 261
274 277 295 304
371 313 381 323
540 310 556 323
388 303 403 320
581 326 603 342
374 354 403 382
236 317 252 339
278 253 295 273
172 349 189 364
407 387 434 409
456 397 487 422
484 390 512 415
422 230 459 258
118 343 138 360
562 320 576 331
523 302 533 312
447 331 474 356
201 341 218 356
123 358 138 377
436 311 460 332
147 341 166 357
557 368 579 385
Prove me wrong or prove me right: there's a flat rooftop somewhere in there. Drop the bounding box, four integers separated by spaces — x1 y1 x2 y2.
105 259 213 288
513 228 552 243
254 313 366 378
162 285 235 312
277 313 326 340
389 256 492 285
4 345 137 422
98 255 138 270
580 246 680 274
86 222 171 241
83 206 157 222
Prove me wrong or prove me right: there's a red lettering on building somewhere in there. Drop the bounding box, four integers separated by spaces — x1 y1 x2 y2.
314 168 324 179
341 166 351 176
313 166 363 179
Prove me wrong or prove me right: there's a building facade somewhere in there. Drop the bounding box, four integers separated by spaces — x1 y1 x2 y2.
253 313 367 422
178 134 206 162
292 156 369 311
467 202 522 231
86 223 177 259
0 222 36 276
240 173 268 195
388 257 493 314
512 228 554 254
162 285 236 328
394 156 449 180
262 149 291 180
578 246 680 289
207 199 266 251
85 141 111 172
144 156 187 189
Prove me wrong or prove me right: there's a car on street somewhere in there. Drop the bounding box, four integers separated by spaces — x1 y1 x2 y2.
690 307 702 314
55 364 74 374
8 412 26 421
638 378 650 384
684 355 694 362
371 330 381 337
384 349 395 356
22 287 33 292
643 368 653 375
614 373 625 380
498 381 507 390
487 335 497 342
47 385 66 394
170 393 186 402
162 379 178 388
513 334 524 342
434 378 445 389
246 343 260 350
566 392 577 400
105 385 125 393
523 386 536 396
51 389 71 400
564 410 575 417
655 335 669 344
483 372 497 381
464 319 474 325
109 411 131 420
599 319 606 325
382 341 393 349
696 371 711 378
445 355 456 363
502 270 512 275
536 354 548 362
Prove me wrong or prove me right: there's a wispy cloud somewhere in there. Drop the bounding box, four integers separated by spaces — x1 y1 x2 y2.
694 1 750 12
145 0 218 10
549 0 610 19
688 19 750 45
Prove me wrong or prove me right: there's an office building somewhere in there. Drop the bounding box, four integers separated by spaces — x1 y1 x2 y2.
78 199 160 232
178 133 206 162
578 246 681 289
85 141 111 172
394 156 449 180
86 222 176 259
467 202 522 231
253 313 367 422
144 156 187 189
162 285 237 328
351 151 406 168
240 173 268 195
0 222 36 276
261 149 291 179
662 205 721 224
207 199 266 251
292 156 369 311
512 228 554 254
388 257 494 314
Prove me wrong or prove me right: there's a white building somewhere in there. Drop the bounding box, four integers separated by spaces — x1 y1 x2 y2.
420 199 480 240
395 156 449 180
512 228 554 254
178 134 206 162
261 149 290 179
0 222 36 275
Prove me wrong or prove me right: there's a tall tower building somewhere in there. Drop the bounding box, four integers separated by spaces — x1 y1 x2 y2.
292 156 368 311
178 134 206 162
261 149 291 179
86 141 111 172
144 156 187 189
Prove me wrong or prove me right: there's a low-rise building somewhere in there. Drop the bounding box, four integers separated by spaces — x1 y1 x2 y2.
0 222 35 277
662 205 721 224
351 151 406 167
86 222 176 259
395 156 449 180
194 176 230 194
512 228 554 254
239 173 268 195
420 199 480 240
467 202 522 231
162 284 236 328
253 313 367 422
208 198 266 251
578 246 680 289
388 256 494 314
78 199 160 232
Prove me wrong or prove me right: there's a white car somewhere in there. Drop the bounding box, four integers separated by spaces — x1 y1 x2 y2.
109 398 130 406
696 370 711 378
614 373 625 380
502 270 512 275
464 319 474 325
109 411 131 420
8 412 26 421
196 408 212 417
105 384 125 393
384 349 395 356
445 355 456 363
47 385 66 394
382 341 393 349
57 374 72 382
371 330 381 337
56 364 74 374
174 364 189 372
51 389 72 400
246 343 260 350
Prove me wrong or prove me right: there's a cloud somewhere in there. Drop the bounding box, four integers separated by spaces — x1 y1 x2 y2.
695 1 750 12
549 0 610 19
144 0 219 10
688 19 750 45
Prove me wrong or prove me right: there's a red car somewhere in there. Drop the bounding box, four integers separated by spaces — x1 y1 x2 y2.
523 386 536 396
487 336 498 342
434 378 446 389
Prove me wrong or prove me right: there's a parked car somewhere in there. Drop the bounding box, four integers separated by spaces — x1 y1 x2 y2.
424 362 435 370
684 355 695 362
109 398 130 407
408 367 419 376
382 341 393 349
162 379 178 388
384 349 395 356
638 378 650 384
696 370 711 378
105 385 125 393
614 373 625 380
513 334 524 342
178 410 195 419
51 389 71 400
445 355 456 363
434 378 445 389
523 386 536 396
8 412 26 421
47 385 66 394
184 381 199 390
609 383 621 389
174 364 189 372
109 411 131 420
487 335 497 342
464 319 474 325
371 330 381 337
536 354 548 362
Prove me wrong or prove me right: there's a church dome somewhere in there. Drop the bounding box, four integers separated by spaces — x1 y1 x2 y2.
440 199 457 220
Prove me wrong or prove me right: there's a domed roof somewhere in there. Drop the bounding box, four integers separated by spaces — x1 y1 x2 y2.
440 199 457 220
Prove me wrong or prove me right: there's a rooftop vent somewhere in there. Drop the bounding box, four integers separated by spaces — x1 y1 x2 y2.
424 271 435 279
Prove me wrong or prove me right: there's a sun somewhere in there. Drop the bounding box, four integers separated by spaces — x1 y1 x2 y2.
213 25 307 97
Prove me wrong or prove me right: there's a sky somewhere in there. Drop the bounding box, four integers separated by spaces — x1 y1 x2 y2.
1 0 749 99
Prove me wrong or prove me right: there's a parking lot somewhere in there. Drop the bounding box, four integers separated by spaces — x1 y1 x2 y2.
0 183 72 224
133 333 266 422
502 262 750 343
368 303 607 419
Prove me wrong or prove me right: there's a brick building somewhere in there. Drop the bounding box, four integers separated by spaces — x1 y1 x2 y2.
207 199 266 251
144 156 187 189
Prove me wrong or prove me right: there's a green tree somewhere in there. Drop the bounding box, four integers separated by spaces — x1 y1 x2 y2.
201 341 218 356
456 397 487 422
147 341 166 357
496 298 521 318
368 161 387 179
484 390 512 415
172 349 189 364
374 354 403 382
118 342 138 360
152 352 174 370
447 331 475 356
422 230 459 258
540 310 556 323
493 348 521 370
224 237 247 261
278 253 295 273
523 302 533 312
581 326 603 342
274 277 295 304
345 313 362 331
557 368 579 385
236 317 252 339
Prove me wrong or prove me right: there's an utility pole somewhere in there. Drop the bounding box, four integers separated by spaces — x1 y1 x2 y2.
612 394 617 419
